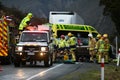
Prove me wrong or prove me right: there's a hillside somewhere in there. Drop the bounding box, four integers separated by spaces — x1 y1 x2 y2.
1 0 117 38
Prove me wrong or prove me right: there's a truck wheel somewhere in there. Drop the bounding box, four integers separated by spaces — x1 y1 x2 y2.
13 57 21 67
44 55 53 67
14 62 20 67
21 61 26 66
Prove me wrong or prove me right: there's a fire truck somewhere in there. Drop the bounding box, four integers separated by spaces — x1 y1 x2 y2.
0 16 15 64
13 25 53 67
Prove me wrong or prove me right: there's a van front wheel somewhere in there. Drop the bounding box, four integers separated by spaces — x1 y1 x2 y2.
44 54 53 67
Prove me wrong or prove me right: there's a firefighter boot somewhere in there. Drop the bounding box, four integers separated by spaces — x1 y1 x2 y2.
71 52 76 61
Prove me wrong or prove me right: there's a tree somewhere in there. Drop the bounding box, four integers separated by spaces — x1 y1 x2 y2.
100 0 120 34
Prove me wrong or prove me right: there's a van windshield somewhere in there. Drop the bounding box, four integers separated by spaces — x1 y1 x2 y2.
20 32 48 42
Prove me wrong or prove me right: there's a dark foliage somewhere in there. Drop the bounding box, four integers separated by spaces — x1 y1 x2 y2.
100 0 120 35
0 1 48 28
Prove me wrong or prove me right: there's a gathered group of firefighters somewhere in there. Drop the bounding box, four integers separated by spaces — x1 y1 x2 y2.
88 33 110 63
52 32 110 63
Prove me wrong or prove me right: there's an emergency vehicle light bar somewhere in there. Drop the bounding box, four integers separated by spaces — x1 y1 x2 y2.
26 25 50 31
38 25 50 31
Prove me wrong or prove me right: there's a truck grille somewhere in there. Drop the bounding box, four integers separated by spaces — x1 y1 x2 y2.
23 46 39 51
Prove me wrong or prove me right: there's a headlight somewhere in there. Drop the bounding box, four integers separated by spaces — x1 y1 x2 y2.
41 47 47 51
17 47 23 51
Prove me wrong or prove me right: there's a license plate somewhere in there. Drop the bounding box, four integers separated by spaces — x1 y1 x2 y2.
28 52 34 55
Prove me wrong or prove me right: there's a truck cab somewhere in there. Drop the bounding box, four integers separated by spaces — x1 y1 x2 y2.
13 25 53 67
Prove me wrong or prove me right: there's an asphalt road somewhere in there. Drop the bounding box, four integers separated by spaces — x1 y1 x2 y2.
0 62 100 80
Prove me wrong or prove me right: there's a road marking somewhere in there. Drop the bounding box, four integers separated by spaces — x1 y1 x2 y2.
26 64 63 80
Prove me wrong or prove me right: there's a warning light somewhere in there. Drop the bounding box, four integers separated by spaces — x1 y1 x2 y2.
25 25 50 31
26 26 37 31
38 25 50 31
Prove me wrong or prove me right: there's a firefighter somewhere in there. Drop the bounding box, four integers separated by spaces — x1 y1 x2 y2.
96 34 102 41
96 35 105 63
67 32 77 61
58 35 66 51
57 35 66 61
19 13 33 31
95 34 102 62
88 33 96 62
103 34 110 63
52 33 58 49
52 33 59 62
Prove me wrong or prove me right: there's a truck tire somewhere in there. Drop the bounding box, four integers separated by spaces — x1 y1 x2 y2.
21 61 26 66
14 61 20 67
44 54 53 67
13 56 21 67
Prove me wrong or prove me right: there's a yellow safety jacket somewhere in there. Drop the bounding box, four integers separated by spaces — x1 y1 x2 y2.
65 41 70 48
89 38 96 50
104 38 110 52
96 39 105 53
19 15 31 30
67 36 76 50
58 39 66 48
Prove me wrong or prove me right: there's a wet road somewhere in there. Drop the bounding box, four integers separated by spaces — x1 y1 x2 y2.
0 62 99 80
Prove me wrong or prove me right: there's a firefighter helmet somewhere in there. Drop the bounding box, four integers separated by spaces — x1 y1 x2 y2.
103 34 108 38
27 13 33 18
97 34 101 38
28 13 33 16
68 32 73 37
61 35 65 39
88 33 93 37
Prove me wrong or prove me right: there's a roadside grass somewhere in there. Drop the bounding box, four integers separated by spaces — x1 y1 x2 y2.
57 64 120 80
104 65 120 80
